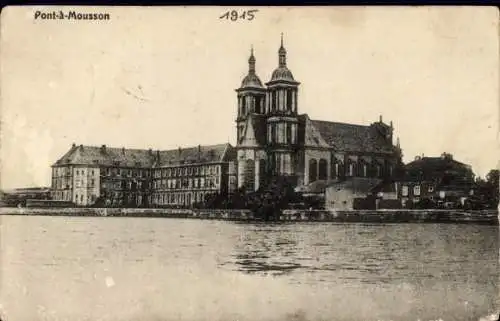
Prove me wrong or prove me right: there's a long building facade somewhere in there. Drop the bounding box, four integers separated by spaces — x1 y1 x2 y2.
50 36 402 207
51 143 236 207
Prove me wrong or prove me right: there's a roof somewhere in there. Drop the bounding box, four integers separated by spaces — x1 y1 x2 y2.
2 187 51 195
295 179 340 194
53 143 235 168
308 117 396 154
236 114 267 147
327 178 383 194
403 155 474 184
241 73 264 89
156 143 234 166
405 156 471 172
269 66 295 83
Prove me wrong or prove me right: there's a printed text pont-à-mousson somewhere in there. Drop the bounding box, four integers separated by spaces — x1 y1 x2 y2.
34 11 111 21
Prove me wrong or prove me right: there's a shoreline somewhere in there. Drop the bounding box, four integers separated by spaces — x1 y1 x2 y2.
0 207 498 225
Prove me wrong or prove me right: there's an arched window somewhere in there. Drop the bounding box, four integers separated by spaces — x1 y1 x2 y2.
318 159 328 180
271 91 278 111
286 123 292 144
309 159 318 183
255 96 261 114
287 90 293 111
244 159 255 191
271 124 277 143
241 97 246 116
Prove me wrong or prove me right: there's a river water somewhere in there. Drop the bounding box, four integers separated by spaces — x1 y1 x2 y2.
0 215 498 321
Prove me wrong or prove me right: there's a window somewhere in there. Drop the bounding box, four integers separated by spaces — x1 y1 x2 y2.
271 124 277 143
318 159 328 180
287 90 293 111
76 170 79 175
309 159 318 183
402 186 409 197
414 185 421 196
286 123 292 144
349 163 354 176
331 162 339 177
428 186 434 193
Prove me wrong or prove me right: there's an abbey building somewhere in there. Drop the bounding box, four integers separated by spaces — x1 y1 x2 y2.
50 36 402 207
234 36 402 192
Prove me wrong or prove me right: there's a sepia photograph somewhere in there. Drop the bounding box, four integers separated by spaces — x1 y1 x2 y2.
0 6 499 321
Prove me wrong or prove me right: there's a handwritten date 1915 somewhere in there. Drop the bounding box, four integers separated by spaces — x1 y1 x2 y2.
219 10 258 21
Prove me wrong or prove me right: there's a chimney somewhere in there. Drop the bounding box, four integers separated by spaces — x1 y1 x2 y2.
390 121 393 130
79 144 83 151
379 115 383 123
101 145 106 153
198 145 201 160
72 143 76 148
178 147 182 157
156 150 160 161
148 148 153 155
122 147 125 154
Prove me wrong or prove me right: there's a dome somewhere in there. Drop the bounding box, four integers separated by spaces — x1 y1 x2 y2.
241 73 263 88
270 66 295 82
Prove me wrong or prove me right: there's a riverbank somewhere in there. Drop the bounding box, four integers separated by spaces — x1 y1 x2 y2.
0 207 498 224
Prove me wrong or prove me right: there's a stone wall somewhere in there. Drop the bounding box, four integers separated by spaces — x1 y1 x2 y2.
281 209 499 224
0 207 497 224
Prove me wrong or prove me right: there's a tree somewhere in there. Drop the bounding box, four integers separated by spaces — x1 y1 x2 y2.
475 169 499 209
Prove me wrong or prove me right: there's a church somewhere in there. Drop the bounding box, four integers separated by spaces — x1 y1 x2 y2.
235 35 402 192
50 36 402 207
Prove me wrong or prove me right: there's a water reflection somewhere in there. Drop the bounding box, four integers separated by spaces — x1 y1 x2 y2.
228 223 500 290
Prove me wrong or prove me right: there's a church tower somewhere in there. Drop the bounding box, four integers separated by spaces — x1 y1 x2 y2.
235 47 267 192
265 34 301 179
235 47 266 142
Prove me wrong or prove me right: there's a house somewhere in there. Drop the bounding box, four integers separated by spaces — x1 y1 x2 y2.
397 153 475 208
325 178 382 210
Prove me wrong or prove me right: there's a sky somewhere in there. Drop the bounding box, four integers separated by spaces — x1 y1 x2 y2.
1 6 499 189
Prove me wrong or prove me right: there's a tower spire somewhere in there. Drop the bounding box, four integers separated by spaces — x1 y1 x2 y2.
248 45 256 73
278 33 287 67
